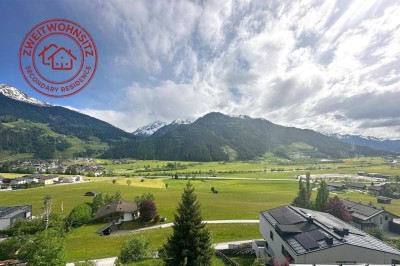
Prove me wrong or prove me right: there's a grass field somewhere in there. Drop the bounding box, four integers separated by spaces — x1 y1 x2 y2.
1 156 400 263
0 177 298 220
66 223 260 261
95 157 398 179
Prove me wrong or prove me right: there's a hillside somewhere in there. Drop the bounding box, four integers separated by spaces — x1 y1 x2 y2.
326 133 400 153
103 112 388 161
0 85 134 159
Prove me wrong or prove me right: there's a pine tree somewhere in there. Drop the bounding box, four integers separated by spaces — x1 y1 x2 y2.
292 178 309 208
292 186 308 208
305 172 312 203
162 182 214 266
315 180 329 211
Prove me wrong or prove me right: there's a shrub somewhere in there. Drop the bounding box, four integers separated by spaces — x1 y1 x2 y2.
66 203 92 230
139 200 158 223
118 236 151 263
365 227 385 240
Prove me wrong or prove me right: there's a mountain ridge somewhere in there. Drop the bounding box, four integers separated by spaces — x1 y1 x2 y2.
0 84 52 107
0 85 134 159
325 133 400 153
103 112 389 161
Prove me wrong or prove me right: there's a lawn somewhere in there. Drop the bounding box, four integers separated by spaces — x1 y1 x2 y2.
0 178 298 220
66 223 260 261
95 157 397 178
1 156 400 263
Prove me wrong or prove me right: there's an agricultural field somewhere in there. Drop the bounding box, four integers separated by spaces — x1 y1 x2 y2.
1 156 400 264
95 157 397 179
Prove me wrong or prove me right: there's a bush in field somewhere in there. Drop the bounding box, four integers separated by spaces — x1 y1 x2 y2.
66 203 92 230
139 200 158 223
118 236 151 263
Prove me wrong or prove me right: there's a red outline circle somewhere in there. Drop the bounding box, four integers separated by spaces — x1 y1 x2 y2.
32 33 84 84
19 18 98 98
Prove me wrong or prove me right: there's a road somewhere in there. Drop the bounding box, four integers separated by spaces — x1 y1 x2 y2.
111 219 259 235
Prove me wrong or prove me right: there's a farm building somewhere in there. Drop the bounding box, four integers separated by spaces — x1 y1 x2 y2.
327 183 346 192
0 205 32 230
368 185 384 195
255 205 400 264
347 183 367 190
377 196 391 204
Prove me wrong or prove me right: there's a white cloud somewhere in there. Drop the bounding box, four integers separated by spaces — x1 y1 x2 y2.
71 0 400 138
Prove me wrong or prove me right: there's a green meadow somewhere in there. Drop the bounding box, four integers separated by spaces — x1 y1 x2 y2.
1 156 400 263
96 157 396 178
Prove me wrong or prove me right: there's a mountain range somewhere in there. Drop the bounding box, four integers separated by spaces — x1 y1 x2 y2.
132 119 192 138
104 112 388 161
0 84 134 159
325 133 400 153
0 84 395 161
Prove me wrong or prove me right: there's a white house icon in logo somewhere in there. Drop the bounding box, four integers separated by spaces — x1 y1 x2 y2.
38 44 77 70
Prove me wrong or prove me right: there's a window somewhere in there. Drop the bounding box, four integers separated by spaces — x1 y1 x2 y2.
380 217 383 224
270 230 274 240
385 215 388 221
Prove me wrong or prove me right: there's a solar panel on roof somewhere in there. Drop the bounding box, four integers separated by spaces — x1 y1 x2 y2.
294 233 319 250
297 222 318 232
269 207 305 224
307 229 325 241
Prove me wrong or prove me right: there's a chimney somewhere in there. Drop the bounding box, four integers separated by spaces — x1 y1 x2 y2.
333 227 349 237
325 236 333 245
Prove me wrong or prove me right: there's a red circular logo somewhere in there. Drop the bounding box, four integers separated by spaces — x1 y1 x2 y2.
19 19 98 98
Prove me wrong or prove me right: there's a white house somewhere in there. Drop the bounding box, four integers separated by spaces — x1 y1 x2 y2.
92 200 139 224
10 177 29 186
341 199 398 232
255 205 400 264
61 177 75 183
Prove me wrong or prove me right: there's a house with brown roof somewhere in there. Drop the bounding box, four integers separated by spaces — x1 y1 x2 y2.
92 200 139 224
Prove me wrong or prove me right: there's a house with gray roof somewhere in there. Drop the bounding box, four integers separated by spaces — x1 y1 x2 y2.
0 205 32 230
254 205 400 264
341 199 398 232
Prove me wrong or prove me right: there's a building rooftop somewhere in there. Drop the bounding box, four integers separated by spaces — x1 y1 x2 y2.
92 200 138 221
260 205 400 256
341 199 383 220
0 205 31 219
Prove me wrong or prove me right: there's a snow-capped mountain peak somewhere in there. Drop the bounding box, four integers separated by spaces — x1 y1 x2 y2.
133 119 194 138
132 120 168 137
323 132 400 153
171 119 193 125
0 84 51 107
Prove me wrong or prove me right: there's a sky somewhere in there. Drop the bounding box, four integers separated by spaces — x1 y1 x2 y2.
0 0 400 138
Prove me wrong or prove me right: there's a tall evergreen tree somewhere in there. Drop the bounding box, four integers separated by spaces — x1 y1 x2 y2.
292 177 310 208
305 172 312 202
292 186 308 208
315 180 329 211
162 182 214 266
